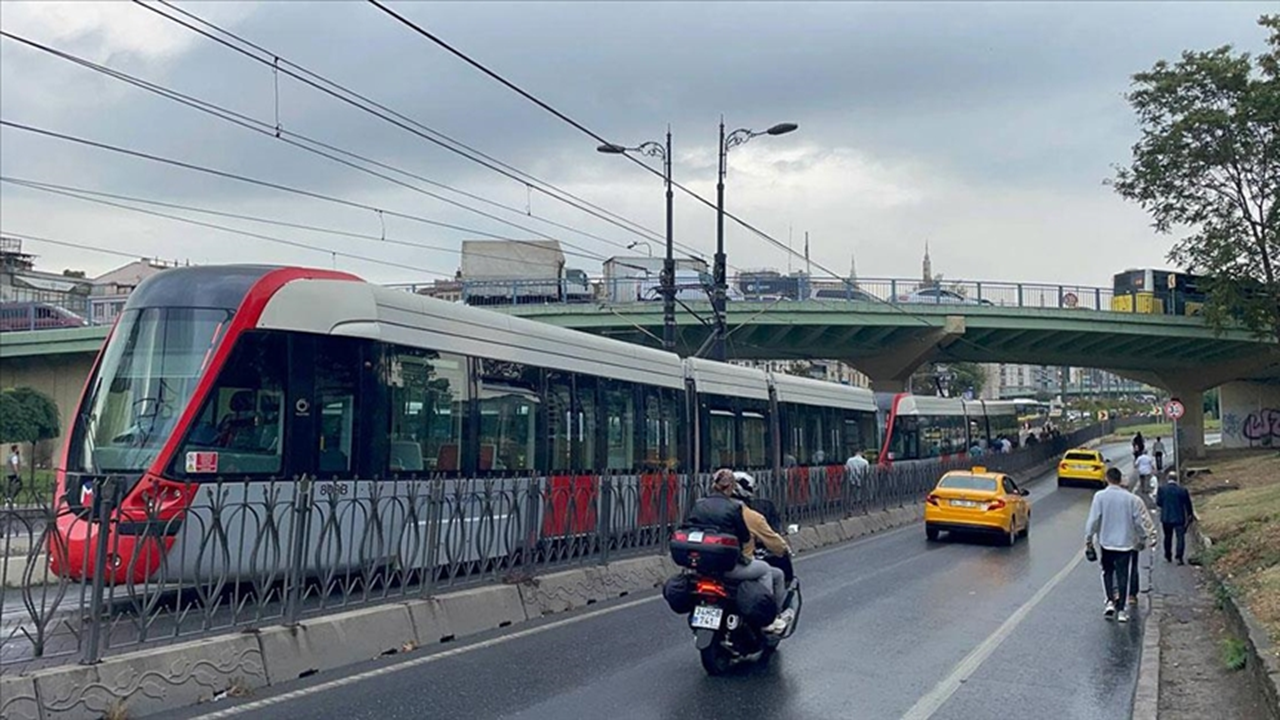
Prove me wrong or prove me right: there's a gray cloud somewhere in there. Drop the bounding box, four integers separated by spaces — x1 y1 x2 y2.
0 0 1273 286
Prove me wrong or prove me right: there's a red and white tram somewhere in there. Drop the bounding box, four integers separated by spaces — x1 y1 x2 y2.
51 266 880 583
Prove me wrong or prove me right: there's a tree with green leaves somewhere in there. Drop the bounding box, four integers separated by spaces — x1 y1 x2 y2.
0 386 61 450
910 361 987 397
1112 15 1279 338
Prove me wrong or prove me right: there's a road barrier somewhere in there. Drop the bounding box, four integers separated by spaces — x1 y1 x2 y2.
0 420 1131 677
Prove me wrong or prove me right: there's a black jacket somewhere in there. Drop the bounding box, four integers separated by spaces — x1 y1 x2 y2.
685 495 751 547
1155 483 1194 526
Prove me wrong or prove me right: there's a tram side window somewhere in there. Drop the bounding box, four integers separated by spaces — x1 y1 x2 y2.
708 408 736 469
384 346 466 474
603 378 636 471
315 337 365 476
741 410 768 469
177 331 286 477
889 415 920 461
478 359 540 473
643 386 682 472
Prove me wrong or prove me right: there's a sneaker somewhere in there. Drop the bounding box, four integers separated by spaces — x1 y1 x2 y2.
1104 601 1116 620
1129 595 1139 607
1176 559 1185 566
762 617 787 634
1117 610 1130 623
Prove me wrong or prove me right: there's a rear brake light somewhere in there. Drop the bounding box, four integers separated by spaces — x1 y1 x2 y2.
987 499 1006 511
702 535 739 547
695 579 728 598
1059 462 1068 470
673 531 688 542
926 493 940 506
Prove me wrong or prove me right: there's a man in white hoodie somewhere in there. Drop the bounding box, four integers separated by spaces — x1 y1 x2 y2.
1085 467 1152 623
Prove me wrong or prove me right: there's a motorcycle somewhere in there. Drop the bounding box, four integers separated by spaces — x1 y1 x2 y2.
669 528 803 675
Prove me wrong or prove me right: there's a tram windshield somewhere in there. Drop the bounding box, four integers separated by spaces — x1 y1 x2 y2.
72 307 231 473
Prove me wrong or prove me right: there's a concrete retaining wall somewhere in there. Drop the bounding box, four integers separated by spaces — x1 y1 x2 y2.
1193 529 1280 719
0 502 924 720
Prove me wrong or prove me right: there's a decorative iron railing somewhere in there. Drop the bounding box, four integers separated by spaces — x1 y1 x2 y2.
1 421 1127 674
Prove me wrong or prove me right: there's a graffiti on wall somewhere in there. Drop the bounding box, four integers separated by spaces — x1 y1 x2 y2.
1226 408 1280 445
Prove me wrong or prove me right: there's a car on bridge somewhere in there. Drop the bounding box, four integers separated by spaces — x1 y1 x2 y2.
1056 448 1107 488
0 301 89 332
897 287 994 306
924 467 1030 545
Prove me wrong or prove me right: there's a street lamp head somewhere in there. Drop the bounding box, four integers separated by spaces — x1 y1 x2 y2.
766 122 799 136
597 143 628 154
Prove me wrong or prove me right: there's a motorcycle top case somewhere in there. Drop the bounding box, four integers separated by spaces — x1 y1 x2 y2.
669 528 742 574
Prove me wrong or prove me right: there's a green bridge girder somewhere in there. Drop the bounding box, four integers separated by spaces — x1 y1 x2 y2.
2 303 1277 390
495 301 1280 389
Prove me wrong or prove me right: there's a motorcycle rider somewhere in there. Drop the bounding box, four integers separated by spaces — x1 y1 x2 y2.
685 468 792 633
732 472 795 585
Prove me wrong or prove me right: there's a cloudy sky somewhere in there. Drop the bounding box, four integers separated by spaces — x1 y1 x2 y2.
0 1 1271 288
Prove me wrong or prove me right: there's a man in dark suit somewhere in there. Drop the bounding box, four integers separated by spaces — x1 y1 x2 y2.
1155 471 1196 565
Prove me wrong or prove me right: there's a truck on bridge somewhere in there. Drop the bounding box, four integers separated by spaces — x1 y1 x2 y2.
460 240 592 305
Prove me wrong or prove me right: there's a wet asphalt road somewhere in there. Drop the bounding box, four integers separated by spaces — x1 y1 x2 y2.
168 443 1145 720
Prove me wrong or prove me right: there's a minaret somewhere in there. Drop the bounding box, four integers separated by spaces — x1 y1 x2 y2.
922 241 933 284
848 253 858 284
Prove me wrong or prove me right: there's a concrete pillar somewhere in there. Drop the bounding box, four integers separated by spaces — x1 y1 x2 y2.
1169 389 1205 461
1219 380 1280 449
869 378 908 394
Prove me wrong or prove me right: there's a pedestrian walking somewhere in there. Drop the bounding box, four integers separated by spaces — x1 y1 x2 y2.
1133 449 1156 500
1156 471 1196 565
5 445 21 507
1132 432 1145 461
1151 437 1166 472
1085 467 1151 623
844 449 870 484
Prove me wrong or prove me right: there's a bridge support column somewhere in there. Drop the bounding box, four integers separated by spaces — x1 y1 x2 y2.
851 318 966 396
1219 381 1280 449
1169 388 1206 461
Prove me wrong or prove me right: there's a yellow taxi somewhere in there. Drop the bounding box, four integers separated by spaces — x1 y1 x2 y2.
924 467 1030 546
1056 448 1107 488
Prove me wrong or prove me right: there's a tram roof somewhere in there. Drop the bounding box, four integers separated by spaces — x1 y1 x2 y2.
257 278 688 390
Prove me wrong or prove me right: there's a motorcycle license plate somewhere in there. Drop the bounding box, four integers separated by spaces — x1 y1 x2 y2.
687 531 705 543
691 605 723 630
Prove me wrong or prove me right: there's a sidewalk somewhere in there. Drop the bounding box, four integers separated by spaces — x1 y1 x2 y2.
1154 555 1271 719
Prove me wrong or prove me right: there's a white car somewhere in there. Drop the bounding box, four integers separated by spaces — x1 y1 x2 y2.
896 288 993 305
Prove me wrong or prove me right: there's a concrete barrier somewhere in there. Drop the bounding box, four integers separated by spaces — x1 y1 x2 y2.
2 553 49 589
257 604 415 683
0 674 40 720
30 633 266 720
2 503 927 719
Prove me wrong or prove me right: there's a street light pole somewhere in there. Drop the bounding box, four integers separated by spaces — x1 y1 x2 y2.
663 127 675 355
598 131 677 354
713 120 727 361
710 119 798 361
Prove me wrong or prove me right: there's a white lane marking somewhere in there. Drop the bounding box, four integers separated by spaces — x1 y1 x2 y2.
899 550 1086 720
187 594 662 719
187 522 919 718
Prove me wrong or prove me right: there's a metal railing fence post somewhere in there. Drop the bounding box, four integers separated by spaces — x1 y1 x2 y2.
284 475 313 627
81 476 120 665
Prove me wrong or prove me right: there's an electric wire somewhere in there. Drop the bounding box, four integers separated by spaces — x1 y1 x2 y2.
0 175 605 269
137 0 680 255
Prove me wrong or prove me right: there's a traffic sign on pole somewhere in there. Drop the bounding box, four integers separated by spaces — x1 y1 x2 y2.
1165 399 1186 420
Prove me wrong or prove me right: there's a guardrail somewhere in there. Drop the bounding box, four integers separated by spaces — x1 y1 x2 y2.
439 276 1124 312
0 421 1127 674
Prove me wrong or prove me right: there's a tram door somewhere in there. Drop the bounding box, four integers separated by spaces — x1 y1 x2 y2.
286 334 382 575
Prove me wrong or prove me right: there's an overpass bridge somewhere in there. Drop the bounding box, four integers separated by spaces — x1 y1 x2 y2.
3 289 1277 459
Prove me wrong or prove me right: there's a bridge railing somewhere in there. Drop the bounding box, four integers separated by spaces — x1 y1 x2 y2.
440 277 1117 311
0 421 1133 674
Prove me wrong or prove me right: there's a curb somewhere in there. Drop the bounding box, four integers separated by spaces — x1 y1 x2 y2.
1133 593 1162 720
1192 527 1280 720
0 503 922 720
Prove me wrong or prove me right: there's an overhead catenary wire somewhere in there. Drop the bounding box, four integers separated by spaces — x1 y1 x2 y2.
0 120 610 265
0 176 606 269
362 1 1019 360
0 29 618 266
0 180 455 277
134 0 684 257
366 0 823 277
